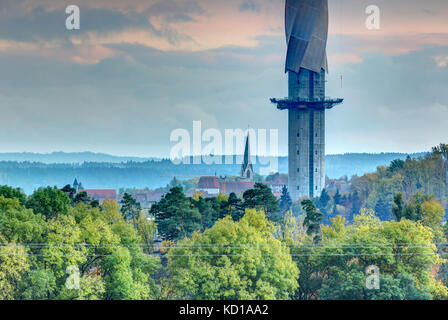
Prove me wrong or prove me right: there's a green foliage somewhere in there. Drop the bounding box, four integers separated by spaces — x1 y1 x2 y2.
242 183 280 222
0 235 30 300
61 184 77 202
0 192 160 300
220 192 243 221
301 200 323 243
19 269 57 300
0 185 26 205
102 248 149 300
120 193 141 221
57 274 105 300
151 187 201 241
2 141 448 304
0 196 46 243
26 186 70 219
330 145 448 223
279 185 292 214
192 197 219 231
392 193 405 221
167 209 299 300
314 211 447 300
320 268 431 300
317 189 331 214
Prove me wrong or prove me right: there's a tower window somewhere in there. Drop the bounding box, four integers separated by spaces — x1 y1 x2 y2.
297 132 300 137
315 151 318 155
297 186 300 191
297 150 300 155
315 168 318 173
315 186 318 190
297 168 300 173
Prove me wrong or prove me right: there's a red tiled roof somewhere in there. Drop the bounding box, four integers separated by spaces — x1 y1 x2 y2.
197 176 219 189
85 189 117 200
221 181 255 195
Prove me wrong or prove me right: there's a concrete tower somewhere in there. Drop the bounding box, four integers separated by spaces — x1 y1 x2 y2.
271 0 343 201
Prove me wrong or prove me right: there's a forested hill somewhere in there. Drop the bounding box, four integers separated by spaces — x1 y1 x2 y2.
324 153 427 178
0 152 426 194
0 152 153 163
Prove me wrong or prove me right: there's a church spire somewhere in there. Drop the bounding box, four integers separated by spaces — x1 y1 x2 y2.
240 133 254 181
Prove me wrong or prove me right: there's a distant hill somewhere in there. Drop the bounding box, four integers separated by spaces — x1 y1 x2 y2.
0 152 428 194
324 152 427 178
0 152 154 163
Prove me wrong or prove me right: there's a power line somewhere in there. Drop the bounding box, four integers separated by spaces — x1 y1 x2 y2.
0 252 447 258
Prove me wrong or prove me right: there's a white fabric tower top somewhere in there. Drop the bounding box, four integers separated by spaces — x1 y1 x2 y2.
285 0 328 74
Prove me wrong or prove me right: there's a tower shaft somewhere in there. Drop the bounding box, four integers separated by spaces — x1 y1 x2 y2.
288 69 325 200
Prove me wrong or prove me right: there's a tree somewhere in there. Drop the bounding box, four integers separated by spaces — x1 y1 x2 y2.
392 193 404 221
279 185 292 214
41 215 87 281
61 184 77 203
0 185 26 205
19 269 57 300
351 191 362 214
101 199 121 224
333 190 341 205
73 191 96 207
320 268 432 300
315 210 448 300
242 183 280 221
432 143 448 185
120 193 141 221
192 196 219 231
301 199 323 243
374 197 390 221
0 196 46 244
389 159 405 173
0 234 30 300
134 214 157 254
420 200 445 239
403 192 434 221
102 248 150 300
220 192 243 221
26 186 70 219
150 187 201 241
318 188 331 214
57 274 105 300
167 209 299 299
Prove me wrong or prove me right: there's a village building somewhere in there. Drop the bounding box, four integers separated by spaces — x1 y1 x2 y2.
84 189 117 204
196 176 220 196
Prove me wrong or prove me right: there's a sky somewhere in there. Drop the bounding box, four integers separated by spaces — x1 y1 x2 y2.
0 0 447 157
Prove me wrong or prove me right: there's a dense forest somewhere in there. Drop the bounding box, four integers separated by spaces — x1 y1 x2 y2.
313 145 448 224
0 153 426 194
0 144 447 300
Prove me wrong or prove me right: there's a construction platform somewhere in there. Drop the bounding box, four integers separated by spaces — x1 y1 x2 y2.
270 97 344 110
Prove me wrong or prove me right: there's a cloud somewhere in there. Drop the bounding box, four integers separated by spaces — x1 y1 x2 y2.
239 0 261 13
0 0 448 156
325 45 448 154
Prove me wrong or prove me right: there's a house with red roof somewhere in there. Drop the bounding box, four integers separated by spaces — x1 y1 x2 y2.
84 189 117 204
196 176 220 196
